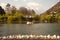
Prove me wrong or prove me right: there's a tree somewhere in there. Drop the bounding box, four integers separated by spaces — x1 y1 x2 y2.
0 6 6 15
11 6 17 15
31 9 36 15
34 15 40 22
5 3 11 15
19 7 28 15
27 9 36 15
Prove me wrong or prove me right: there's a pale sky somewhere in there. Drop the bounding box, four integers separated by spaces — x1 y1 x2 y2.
0 0 60 14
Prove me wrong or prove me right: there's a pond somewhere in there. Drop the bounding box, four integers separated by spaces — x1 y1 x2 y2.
0 24 60 36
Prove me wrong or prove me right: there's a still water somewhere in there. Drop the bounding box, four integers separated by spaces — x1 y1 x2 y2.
0 24 60 36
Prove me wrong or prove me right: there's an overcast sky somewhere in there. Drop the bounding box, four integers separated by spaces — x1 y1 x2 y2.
0 0 60 14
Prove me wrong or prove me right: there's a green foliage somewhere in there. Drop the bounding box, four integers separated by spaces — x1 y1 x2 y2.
0 11 60 23
58 16 60 19
34 15 40 21
7 12 24 23
46 15 51 20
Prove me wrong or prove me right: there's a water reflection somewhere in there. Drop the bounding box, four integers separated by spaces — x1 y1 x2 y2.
0 24 60 36
0 24 4 27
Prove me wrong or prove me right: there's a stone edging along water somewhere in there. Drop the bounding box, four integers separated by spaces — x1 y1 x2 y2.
0 35 60 39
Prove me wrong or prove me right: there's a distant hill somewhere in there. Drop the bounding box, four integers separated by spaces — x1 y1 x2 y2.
42 1 60 15
40 2 60 23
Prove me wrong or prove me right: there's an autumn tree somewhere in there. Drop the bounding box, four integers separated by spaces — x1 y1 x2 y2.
19 7 28 15
27 9 36 15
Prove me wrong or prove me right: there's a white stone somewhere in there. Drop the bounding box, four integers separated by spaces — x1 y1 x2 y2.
47 35 51 39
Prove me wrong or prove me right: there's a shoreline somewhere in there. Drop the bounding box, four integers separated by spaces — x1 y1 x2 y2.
0 23 60 24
